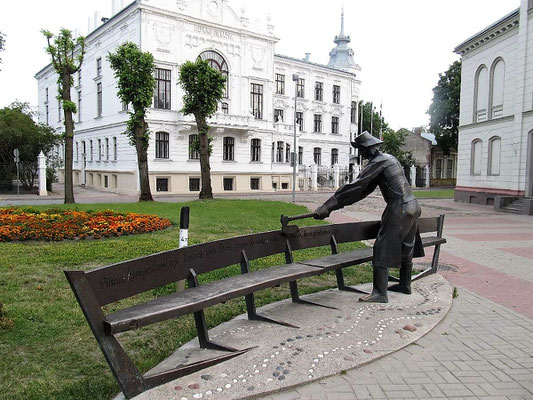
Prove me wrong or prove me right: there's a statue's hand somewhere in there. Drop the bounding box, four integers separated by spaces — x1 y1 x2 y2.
314 205 330 220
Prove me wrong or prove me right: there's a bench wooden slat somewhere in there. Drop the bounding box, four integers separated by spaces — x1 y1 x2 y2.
301 236 446 271
290 221 380 250
86 230 288 305
290 217 440 251
421 236 447 247
418 217 439 233
302 247 373 269
104 262 322 334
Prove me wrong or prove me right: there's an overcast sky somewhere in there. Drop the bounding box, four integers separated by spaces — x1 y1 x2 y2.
0 0 518 130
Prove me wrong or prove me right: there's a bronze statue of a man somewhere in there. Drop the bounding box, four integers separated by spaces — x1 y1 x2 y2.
314 131 424 303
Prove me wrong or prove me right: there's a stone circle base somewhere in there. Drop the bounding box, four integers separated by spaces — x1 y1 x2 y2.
128 273 452 400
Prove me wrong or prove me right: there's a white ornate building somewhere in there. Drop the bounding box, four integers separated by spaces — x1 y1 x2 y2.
454 0 533 213
35 0 361 194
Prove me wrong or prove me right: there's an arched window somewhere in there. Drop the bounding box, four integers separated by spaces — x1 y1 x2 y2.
223 137 234 161
198 50 229 98
155 132 169 159
488 136 501 175
471 139 482 175
474 66 488 122
490 59 505 119
221 102 229 114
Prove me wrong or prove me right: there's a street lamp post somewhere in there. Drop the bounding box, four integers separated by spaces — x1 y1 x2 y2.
292 74 299 202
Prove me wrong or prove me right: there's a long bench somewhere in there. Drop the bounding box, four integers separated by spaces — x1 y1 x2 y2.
65 214 445 399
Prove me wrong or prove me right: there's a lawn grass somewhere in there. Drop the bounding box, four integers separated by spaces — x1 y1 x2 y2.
0 199 373 400
413 188 455 199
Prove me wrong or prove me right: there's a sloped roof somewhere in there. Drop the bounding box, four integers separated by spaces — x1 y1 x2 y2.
421 132 437 145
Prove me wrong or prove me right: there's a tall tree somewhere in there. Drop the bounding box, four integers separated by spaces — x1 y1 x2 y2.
0 102 58 190
179 59 226 199
42 28 85 203
358 101 388 138
108 42 155 201
0 31 5 70
381 127 415 168
427 60 461 155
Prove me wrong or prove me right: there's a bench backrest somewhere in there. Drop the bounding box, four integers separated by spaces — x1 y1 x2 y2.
79 216 443 306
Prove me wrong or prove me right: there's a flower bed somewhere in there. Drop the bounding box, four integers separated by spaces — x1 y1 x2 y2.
0 208 172 242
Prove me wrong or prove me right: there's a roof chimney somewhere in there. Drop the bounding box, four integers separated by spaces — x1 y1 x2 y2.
304 53 311 61
94 11 101 29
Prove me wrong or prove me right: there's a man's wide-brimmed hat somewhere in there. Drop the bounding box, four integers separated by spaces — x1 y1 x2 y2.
351 131 383 148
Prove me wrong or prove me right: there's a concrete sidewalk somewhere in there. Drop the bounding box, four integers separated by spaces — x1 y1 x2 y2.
261 199 533 399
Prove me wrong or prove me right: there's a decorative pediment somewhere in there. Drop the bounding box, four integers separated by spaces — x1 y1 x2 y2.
274 99 290 109
296 101 309 111
331 105 344 116
313 105 327 114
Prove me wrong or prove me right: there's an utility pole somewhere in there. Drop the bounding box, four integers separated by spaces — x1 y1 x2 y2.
292 74 299 203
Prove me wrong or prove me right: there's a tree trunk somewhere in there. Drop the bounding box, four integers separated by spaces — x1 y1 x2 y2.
196 115 213 199
62 73 75 204
135 118 153 202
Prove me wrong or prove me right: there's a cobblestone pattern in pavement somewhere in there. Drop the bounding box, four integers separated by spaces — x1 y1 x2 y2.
258 192 533 400
260 289 533 400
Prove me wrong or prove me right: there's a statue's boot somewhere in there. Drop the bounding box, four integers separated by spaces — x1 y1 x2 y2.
359 267 388 303
388 261 412 294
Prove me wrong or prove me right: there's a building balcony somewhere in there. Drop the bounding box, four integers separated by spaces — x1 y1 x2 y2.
178 112 271 135
209 112 254 128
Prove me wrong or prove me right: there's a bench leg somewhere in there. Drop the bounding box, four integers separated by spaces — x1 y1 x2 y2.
144 348 251 390
245 292 299 328
193 309 239 352
335 269 370 294
187 268 240 352
239 250 299 328
64 271 147 399
289 281 339 310
412 243 442 282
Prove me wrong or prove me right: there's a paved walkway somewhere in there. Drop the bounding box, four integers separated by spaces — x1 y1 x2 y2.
261 196 533 400
263 289 533 400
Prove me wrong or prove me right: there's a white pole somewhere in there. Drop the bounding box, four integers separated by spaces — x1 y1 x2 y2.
38 151 48 196
176 206 189 292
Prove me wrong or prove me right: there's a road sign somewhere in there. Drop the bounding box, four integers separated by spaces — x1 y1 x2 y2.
13 148 19 163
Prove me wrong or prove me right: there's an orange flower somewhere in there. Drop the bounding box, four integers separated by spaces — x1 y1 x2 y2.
0 208 171 242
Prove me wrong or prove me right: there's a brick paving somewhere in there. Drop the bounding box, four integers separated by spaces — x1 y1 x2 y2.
259 193 533 400
262 289 533 400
